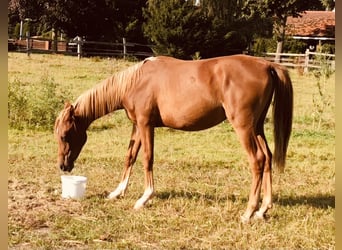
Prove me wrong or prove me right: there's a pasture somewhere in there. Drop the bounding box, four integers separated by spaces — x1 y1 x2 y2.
8 52 334 249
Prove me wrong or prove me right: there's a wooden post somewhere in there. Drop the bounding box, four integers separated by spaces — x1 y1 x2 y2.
19 20 23 40
304 49 309 74
123 37 127 59
76 36 82 60
52 28 58 52
26 31 31 57
275 41 282 63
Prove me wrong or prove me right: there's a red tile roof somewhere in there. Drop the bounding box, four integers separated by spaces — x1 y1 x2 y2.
286 11 335 38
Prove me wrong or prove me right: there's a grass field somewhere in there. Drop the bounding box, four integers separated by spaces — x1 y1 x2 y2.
8 52 335 249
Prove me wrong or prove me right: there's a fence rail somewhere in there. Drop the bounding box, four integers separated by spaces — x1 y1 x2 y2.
8 35 154 59
263 49 335 73
8 36 335 72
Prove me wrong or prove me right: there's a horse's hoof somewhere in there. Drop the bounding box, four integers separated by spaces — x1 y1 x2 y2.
107 191 121 200
133 202 144 210
240 215 251 224
253 211 265 220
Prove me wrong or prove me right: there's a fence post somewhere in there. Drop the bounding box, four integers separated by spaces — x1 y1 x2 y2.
76 36 83 60
123 37 127 59
26 31 31 57
304 49 309 74
19 20 23 40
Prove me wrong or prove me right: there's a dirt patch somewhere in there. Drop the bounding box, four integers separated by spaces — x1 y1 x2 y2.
8 177 84 239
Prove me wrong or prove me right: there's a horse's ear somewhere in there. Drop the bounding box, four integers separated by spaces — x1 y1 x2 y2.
64 101 72 109
64 102 75 119
69 105 75 119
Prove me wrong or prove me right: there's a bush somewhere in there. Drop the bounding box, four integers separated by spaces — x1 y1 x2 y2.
252 37 307 55
283 38 307 53
8 79 29 129
8 74 71 130
252 37 276 56
311 55 335 129
319 43 335 54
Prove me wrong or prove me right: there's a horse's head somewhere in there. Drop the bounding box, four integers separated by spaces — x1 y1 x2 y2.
54 102 87 172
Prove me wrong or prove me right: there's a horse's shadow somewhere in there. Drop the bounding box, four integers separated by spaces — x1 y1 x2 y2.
274 193 335 209
90 189 334 210
155 190 335 209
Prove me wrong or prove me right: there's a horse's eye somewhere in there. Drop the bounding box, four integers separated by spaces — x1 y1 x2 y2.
61 136 67 142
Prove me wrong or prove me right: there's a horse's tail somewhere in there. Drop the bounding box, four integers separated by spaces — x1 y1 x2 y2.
270 63 293 172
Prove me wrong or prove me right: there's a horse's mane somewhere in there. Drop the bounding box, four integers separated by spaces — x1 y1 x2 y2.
73 59 148 124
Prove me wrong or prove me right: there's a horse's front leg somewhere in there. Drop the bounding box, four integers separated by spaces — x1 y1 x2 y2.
133 123 155 210
108 125 141 199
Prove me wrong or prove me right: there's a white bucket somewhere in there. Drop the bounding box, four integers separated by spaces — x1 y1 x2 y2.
61 175 87 199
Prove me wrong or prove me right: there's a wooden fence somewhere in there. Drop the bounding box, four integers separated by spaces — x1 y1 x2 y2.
8 36 335 72
8 35 154 59
263 49 335 73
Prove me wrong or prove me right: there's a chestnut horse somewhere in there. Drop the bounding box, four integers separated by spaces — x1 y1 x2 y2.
54 55 293 222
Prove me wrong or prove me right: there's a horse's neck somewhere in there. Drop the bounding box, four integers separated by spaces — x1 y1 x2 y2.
74 77 123 128
73 61 142 128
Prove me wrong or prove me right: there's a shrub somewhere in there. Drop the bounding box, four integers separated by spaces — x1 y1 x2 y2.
252 37 307 55
8 79 29 129
252 37 276 56
311 55 335 129
8 74 71 130
284 38 307 53
319 43 335 54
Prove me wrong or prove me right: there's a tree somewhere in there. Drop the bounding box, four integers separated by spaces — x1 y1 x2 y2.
8 0 43 21
320 0 335 10
143 0 213 58
8 0 43 38
143 0 273 59
256 0 328 60
8 0 147 43
107 0 147 43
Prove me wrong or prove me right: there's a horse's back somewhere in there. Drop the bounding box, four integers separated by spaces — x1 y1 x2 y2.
142 54 274 99
144 54 273 80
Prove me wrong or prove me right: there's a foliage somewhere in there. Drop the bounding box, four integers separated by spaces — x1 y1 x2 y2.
319 0 335 10
283 38 308 53
319 43 335 54
8 78 28 129
143 0 211 58
8 0 147 42
311 54 335 129
252 37 277 55
253 0 327 55
8 74 70 130
252 37 307 55
8 0 333 58
143 0 273 59
191 51 201 60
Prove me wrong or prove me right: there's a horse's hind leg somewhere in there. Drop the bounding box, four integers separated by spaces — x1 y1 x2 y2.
254 134 273 219
234 126 267 223
108 125 141 199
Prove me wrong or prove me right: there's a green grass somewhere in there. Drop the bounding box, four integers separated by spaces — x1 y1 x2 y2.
8 52 335 249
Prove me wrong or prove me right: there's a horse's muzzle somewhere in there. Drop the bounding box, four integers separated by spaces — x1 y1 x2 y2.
59 161 74 172
58 152 75 172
